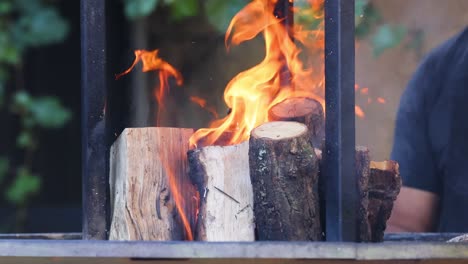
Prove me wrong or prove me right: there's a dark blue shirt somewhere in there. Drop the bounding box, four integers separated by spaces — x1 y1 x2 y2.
391 27 468 232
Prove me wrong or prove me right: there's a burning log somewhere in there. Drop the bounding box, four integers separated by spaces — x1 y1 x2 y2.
187 141 255 241
249 121 322 240
367 161 401 242
268 97 325 147
109 127 197 241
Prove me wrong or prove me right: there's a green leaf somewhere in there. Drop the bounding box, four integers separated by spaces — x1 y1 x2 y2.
168 0 199 21
372 24 407 57
355 4 381 39
17 130 34 149
5 167 41 205
355 0 369 25
0 157 9 185
0 1 13 15
13 90 32 108
29 97 71 128
123 0 159 19
0 32 21 65
204 0 245 33
14 7 69 47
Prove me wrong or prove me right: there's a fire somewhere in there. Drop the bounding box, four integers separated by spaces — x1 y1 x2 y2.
190 96 219 119
377 97 386 104
189 0 325 148
355 106 365 119
116 49 183 125
117 50 195 240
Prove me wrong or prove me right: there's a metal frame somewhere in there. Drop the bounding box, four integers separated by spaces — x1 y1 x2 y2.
1 240 468 261
81 0 108 240
324 0 357 241
1 1 468 263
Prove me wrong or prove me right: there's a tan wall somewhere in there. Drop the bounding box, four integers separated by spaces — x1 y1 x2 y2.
356 0 468 160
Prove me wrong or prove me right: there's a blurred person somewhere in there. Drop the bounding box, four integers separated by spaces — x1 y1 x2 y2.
388 26 468 232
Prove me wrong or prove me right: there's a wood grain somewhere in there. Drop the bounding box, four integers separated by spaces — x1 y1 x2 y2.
188 141 255 241
109 127 196 240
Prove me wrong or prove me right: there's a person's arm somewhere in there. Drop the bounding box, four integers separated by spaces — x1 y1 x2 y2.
387 47 445 232
387 187 439 232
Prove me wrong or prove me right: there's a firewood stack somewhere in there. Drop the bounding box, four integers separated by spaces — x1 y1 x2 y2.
109 97 401 242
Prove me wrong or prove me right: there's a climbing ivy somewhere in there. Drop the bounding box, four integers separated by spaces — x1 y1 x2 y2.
0 0 70 232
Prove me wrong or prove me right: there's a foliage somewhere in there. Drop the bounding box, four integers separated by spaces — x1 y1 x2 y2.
0 0 71 231
203 0 246 32
5 167 41 205
355 0 423 57
123 0 200 22
121 0 423 58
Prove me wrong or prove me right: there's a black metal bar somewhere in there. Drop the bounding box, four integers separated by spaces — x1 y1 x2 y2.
324 0 356 241
81 0 108 240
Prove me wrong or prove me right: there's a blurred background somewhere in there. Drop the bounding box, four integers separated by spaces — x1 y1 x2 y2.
0 0 466 233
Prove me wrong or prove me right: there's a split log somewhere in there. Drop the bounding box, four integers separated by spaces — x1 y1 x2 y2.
109 127 197 241
368 160 401 242
187 141 255 241
268 97 324 148
249 121 321 240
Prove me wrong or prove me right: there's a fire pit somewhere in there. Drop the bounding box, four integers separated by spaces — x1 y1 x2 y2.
1 0 468 263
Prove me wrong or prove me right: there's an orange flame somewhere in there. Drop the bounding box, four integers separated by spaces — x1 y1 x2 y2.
190 96 219 119
355 106 365 118
360 87 369 95
377 97 386 104
117 50 195 240
190 0 325 148
160 155 194 241
116 49 183 125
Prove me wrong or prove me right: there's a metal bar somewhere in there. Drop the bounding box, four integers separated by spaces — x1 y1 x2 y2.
81 0 108 240
274 0 294 89
1 240 468 260
324 0 356 241
0 233 82 240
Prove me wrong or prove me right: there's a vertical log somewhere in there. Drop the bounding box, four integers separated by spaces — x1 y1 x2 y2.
109 127 196 240
188 141 255 241
249 121 321 240
368 161 401 242
268 97 325 148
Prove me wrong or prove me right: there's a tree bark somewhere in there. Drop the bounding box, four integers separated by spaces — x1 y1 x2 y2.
188 141 255 241
249 121 321 240
268 97 324 148
368 160 401 242
109 127 197 241
356 147 371 242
